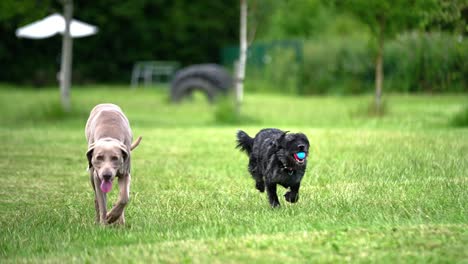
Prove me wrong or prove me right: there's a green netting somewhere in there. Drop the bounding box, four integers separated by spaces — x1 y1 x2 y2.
221 40 303 68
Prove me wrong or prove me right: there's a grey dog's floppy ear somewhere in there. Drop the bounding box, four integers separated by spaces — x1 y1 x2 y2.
86 143 96 170
118 142 130 175
118 142 129 161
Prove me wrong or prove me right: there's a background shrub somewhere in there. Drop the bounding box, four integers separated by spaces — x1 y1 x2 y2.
451 105 468 127
244 32 467 94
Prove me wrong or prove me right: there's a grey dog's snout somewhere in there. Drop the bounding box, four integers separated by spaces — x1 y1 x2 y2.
102 172 112 181
298 144 306 151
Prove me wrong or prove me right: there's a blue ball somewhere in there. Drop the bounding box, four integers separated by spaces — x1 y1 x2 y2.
296 152 306 159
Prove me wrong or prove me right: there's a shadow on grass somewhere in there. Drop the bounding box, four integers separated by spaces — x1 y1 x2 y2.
349 98 389 118
214 95 259 125
451 105 468 127
8 101 89 126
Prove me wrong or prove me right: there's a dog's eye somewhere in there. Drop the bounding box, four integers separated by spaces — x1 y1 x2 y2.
96 155 104 161
111 156 119 161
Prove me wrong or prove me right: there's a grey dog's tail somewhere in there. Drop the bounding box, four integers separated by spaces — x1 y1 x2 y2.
236 130 254 155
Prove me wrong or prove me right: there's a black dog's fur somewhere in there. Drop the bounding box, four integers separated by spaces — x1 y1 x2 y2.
236 128 309 207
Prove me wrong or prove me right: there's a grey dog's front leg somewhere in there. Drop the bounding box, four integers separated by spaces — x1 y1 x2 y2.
106 174 130 224
93 172 107 224
90 171 100 223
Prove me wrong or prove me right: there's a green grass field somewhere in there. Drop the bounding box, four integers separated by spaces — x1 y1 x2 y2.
0 85 467 263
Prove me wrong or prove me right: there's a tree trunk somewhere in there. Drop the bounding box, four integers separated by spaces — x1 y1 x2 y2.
235 0 247 114
60 0 73 112
374 17 385 114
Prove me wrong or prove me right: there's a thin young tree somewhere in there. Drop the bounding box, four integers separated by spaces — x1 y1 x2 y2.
60 0 73 112
235 0 248 114
335 0 438 114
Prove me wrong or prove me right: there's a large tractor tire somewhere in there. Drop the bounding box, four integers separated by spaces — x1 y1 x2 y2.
170 64 233 102
171 78 219 103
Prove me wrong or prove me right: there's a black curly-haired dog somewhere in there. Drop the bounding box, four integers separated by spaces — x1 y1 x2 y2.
236 128 309 207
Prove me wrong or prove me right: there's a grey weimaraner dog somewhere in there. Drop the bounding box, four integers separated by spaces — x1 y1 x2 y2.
85 104 141 225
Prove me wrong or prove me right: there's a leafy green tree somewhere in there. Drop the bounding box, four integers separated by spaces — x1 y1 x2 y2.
255 0 330 40
0 0 51 24
426 0 467 34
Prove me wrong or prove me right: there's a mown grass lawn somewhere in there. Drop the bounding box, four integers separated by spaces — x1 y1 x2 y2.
0 85 467 263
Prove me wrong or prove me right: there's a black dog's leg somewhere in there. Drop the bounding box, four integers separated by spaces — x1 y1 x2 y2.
255 179 265 192
285 182 300 203
266 182 280 207
248 157 265 192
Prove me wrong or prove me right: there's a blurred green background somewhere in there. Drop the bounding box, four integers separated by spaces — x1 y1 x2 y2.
1 0 466 94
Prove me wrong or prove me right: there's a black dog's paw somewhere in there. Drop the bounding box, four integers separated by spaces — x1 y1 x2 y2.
284 191 299 203
270 200 281 208
255 181 265 192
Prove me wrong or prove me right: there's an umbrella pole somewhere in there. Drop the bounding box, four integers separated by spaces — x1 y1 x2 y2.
60 0 73 112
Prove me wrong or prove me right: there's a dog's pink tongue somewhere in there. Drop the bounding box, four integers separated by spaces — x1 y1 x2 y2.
100 180 112 193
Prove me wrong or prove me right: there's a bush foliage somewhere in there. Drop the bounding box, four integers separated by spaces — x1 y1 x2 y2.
245 32 467 94
452 105 468 127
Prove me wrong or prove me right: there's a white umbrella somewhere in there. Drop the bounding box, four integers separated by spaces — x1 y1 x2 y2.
15 4 98 112
16 13 98 39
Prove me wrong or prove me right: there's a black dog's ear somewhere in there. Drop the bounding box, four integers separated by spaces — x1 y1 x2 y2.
276 131 289 147
302 133 310 146
296 133 310 148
